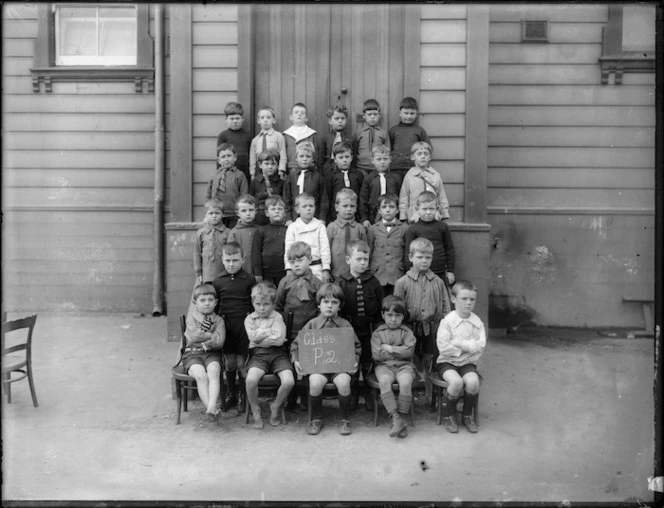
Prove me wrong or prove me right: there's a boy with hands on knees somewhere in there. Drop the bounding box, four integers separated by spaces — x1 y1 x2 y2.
435 280 486 434
371 295 417 438
290 283 362 436
244 282 294 428
183 284 226 420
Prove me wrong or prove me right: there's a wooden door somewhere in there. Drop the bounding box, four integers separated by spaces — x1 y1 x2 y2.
253 4 420 138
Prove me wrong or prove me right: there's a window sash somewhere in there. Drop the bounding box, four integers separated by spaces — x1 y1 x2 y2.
54 4 138 66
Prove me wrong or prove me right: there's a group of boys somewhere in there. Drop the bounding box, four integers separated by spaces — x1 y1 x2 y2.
180 97 486 438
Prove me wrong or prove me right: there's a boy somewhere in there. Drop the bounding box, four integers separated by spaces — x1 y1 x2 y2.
216 101 252 182
317 104 353 179
283 141 329 222
326 141 364 222
207 143 249 229
336 241 383 411
194 198 230 284
326 189 366 280
244 282 294 428
275 241 323 343
227 195 259 275
399 141 450 223
393 238 450 401
354 99 390 178
211 242 257 414
291 283 361 435
404 191 455 284
252 196 288 285
249 106 288 178
389 97 431 183
371 295 417 438
283 103 317 175
249 148 285 226
435 280 485 434
284 193 331 282
183 283 226 419
366 194 409 296
359 144 401 227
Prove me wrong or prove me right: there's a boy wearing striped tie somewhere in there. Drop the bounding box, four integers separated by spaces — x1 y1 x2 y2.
337 240 383 411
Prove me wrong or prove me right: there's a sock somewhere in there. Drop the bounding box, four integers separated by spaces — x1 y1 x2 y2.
463 392 478 417
309 394 323 421
380 390 397 415
226 370 237 398
442 395 458 418
338 394 351 420
397 393 413 415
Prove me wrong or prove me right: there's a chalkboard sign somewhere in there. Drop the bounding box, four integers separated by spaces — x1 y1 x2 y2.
296 327 357 375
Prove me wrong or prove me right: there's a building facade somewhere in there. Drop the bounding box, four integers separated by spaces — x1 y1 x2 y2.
1 4 656 339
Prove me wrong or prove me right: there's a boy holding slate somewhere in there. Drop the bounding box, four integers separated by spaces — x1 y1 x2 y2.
291 283 361 436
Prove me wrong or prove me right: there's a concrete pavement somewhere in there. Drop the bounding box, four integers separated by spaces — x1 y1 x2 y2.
1 313 656 504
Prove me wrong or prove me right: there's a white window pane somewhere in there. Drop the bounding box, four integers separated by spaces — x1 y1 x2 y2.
99 20 137 57
60 19 96 56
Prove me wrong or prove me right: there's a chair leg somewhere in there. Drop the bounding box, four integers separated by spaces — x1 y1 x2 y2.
410 401 415 427
175 380 183 425
281 405 286 425
373 388 379 426
27 368 38 408
183 381 189 412
436 391 443 425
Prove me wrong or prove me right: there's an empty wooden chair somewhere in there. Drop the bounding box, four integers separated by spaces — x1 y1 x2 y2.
2 314 39 407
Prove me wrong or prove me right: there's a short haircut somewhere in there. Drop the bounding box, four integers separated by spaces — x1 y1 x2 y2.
346 240 370 257
363 98 381 112
377 193 399 208
291 102 307 113
224 102 244 117
399 96 419 110
295 192 316 207
236 194 256 208
335 188 357 204
257 106 276 119
316 283 344 305
287 241 311 260
411 141 433 155
415 191 438 207
295 141 316 157
251 281 277 303
193 283 217 301
381 295 406 315
204 198 224 213
371 144 391 158
257 148 280 164
222 241 243 257
452 280 478 296
409 237 434 256
327 104 349 119
264 195 285 209
216 142 236 156
332 140 353 156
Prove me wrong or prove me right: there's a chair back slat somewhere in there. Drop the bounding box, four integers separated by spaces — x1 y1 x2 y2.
2 315 37 355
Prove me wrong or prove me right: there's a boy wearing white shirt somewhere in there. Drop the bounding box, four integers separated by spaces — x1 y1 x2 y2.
283 103 317 174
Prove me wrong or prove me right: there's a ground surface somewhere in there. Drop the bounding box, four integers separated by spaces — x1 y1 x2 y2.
1 313 656 504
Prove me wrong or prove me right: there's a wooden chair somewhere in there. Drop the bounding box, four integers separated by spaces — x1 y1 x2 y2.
171 315 225 424
365 363 415 427
2 314 39 407
429 367 482 425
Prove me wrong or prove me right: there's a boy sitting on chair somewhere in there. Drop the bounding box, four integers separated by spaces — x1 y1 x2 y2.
183 284 226 420
290 283 361 436
371 295 416 438
435 280 486 434
244 282 294 428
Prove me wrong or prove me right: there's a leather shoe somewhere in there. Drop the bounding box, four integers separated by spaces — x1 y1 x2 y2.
307 419 323 435
443 416 458 433
338 419 352 435
462 415 478 433
389 413 406 438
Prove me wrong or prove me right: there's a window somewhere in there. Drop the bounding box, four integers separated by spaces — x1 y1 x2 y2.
31 3 153 93
599 4 656 85
55 5 138 66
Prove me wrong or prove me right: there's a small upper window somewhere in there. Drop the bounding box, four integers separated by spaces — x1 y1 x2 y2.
55 5 138 66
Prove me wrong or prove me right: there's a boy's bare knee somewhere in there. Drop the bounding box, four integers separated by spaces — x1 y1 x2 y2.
278 370 295 389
